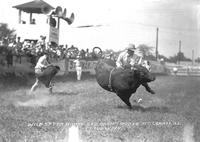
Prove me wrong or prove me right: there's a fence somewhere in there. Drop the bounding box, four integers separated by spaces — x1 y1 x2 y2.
0 54 169 76
166 63 200 76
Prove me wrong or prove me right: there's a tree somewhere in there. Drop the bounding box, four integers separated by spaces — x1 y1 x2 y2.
195 57 200 63
169 52 191 63
158 54 169 62
137 44 156 61
0 23 16 45
137 44 154 58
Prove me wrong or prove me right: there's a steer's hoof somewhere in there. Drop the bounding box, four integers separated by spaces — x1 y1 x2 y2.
150 90 155 94
133 98 143 104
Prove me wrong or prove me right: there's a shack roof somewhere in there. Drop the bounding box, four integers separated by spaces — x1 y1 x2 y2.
13 0 54 13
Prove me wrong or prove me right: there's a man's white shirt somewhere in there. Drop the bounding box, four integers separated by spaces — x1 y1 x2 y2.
116 50 142 68
35 55 50 70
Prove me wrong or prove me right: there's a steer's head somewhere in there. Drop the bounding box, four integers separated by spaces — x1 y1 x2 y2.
134 65 155 82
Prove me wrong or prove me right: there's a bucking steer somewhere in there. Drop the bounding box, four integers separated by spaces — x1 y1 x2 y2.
36 65 60 88
95 59 156 109
30 65 60 94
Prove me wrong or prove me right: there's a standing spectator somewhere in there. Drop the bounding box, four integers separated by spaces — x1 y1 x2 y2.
80 49 86 59
73 55 82 81
16 37 22 54
65 44 68 50
85 48 90 58
6 46 13 68
37 35 46 51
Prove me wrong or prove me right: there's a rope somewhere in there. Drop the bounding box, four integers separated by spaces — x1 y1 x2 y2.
108 68 115 91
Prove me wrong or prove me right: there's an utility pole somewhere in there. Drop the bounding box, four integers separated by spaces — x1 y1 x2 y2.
178 40 181 64
156 27 159 60
192 49 194 65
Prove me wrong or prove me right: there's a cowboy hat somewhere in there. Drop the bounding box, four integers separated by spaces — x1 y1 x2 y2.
126 44 136 51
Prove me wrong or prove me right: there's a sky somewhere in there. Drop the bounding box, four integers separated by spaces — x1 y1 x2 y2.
0 0 200 58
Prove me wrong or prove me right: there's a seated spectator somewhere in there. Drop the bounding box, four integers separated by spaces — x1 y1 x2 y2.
31 19 36 24
22 20 26 24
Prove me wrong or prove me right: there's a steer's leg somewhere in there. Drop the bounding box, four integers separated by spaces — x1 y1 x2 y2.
116 92 132 109
142 83 155 94
47 81 53 94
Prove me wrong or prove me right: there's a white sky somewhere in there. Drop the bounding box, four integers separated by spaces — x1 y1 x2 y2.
0 0 200 58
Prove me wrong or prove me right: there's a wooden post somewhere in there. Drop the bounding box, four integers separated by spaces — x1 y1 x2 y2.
18 10 22 24
30 13 32 24
178 40 181 64
156 27 159 60
57 17 60 29
192 49 194 65
57 17 60 45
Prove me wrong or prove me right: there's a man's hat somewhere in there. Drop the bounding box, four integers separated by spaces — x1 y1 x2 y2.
126 44 136 51
40 35 46 39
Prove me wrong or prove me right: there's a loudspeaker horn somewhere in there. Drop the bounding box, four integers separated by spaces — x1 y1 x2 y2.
55 6 63 17
64 13 75 25
62 8 67 18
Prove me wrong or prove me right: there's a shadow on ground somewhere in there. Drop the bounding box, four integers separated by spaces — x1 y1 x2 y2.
117 104 171 113
52 91 79 96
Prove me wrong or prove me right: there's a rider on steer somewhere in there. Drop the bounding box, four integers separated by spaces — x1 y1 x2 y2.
116 44 143 69
30 52 52 94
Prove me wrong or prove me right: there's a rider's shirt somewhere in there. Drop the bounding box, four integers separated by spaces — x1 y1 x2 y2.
116 50 142 68
35 55 50 71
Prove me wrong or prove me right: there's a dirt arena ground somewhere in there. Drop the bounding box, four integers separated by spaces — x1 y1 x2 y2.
0 74 199 142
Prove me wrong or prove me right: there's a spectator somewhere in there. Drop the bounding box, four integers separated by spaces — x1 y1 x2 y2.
49 16 56 27
85 48 90 58
73 55 82 81
37 35 46 50
22 20 26 24
80 49 86 59
31 18 36 24
6 46 13 68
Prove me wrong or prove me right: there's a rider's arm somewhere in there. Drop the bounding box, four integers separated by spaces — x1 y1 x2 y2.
36 57 46 68
137 56 143 65
135 51 143 65
116 53 123 68
37 56 50 68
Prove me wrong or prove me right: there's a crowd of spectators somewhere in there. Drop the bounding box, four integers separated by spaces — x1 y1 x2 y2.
0 36 103 68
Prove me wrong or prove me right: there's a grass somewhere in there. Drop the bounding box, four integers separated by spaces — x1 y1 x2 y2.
0 75 200 141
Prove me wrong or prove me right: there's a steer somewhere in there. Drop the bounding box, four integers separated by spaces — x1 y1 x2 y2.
95 59 156 108
36 65 60 88
29 65 60 94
